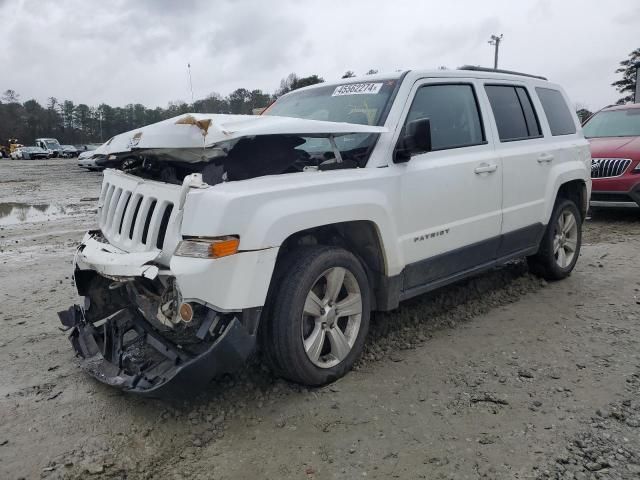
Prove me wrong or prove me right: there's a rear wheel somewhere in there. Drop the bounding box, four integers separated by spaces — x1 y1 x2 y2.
528 198 582 280
263 246 370 386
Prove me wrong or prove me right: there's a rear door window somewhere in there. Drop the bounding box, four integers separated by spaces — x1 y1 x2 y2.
516 88 541 137
485 85 542 141
535 87 577 136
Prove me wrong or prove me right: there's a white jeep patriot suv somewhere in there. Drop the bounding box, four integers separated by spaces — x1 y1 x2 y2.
59 67 591 394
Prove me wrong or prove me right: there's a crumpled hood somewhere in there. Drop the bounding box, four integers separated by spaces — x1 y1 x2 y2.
98 113 388 156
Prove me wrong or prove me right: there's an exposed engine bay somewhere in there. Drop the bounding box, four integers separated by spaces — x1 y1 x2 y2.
84 112 388 185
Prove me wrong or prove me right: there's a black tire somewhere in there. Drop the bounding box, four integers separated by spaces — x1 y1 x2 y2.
262 245 371 386
527 198 582 280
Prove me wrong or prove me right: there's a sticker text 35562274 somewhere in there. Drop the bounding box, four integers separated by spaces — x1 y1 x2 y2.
332 83 383 96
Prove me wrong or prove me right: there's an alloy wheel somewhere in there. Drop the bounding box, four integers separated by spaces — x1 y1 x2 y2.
553 209 578 268
301 267 362 368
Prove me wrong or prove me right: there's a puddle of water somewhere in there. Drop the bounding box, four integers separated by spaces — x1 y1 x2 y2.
0 202 69 226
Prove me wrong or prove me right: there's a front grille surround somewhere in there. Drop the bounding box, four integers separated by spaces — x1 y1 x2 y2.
591 158 632 179
97 170 181 254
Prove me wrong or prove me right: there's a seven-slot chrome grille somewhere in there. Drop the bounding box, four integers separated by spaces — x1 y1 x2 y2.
591 158 631 179
97 170 180 253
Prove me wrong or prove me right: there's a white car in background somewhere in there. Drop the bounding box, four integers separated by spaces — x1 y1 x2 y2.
10 146 50 159
77 147 105 171
62 145 79 157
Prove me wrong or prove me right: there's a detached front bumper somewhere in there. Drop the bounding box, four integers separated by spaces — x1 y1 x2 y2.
59 231 275 395
58 304 256 395
76 231 278 311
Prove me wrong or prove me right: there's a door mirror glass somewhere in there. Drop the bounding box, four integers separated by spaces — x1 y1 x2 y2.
394 117 431 163
406 118 432 151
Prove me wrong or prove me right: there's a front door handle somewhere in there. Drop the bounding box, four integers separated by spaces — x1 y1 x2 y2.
474 163 498 174
537 153 554 163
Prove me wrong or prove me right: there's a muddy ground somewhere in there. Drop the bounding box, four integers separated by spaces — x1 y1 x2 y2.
1 158 639 480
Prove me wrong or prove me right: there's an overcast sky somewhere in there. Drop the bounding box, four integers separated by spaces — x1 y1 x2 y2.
1 0 638 111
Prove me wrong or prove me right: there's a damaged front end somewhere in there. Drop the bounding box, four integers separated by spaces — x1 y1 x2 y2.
56 158 267 395
58 112 387 394
58 268 258 395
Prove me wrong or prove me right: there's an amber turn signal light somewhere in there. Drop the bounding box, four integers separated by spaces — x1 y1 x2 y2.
174 236 240 259
208 237 240 258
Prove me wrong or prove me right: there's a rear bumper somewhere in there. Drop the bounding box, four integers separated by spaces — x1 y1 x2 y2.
58 304 256 396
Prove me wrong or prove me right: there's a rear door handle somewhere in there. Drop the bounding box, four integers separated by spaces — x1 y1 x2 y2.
537 153 554 163
474 163 498 174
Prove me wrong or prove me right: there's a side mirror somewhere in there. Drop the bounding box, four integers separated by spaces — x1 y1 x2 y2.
394 118 431 163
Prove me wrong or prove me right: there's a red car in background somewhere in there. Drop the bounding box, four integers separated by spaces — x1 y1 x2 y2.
583 103 640 208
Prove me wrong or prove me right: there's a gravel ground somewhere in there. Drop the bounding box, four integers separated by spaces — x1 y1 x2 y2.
1 159 639 480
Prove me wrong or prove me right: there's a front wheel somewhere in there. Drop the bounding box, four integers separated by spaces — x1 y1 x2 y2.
263 246 371 386
528 198 582 280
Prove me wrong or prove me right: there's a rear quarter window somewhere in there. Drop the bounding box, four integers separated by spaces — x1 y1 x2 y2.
535 87 577 136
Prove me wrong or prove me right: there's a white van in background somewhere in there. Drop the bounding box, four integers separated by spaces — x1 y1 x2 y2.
35 138 64 157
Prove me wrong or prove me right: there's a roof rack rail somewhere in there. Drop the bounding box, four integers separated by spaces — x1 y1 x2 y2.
458 65 547 81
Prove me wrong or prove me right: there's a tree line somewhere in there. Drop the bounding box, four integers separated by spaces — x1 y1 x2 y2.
0 72 327 147
1 49 636 148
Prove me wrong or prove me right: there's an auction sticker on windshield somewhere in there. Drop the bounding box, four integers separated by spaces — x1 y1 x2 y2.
332 83 383 96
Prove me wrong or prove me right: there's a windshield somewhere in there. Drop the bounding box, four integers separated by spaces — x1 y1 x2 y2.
45 140 61 148
264 79 397 125
263 79 398 164
582 108 640 138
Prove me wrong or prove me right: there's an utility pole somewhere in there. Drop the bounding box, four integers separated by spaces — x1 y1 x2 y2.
635 61 640 104
187 63 194 106
488 34 503 69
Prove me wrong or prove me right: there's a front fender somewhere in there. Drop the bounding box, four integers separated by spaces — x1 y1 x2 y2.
170 247 279 311
181 170 404 276
252 191 400 275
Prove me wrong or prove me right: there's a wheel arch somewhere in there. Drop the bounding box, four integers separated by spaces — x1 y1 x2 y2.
275 220 392 311
555 179 588 221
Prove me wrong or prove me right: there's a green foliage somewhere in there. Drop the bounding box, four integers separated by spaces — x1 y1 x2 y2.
0 72 322 146
612 48 640 104
274 73 324 98
576 108 593 123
